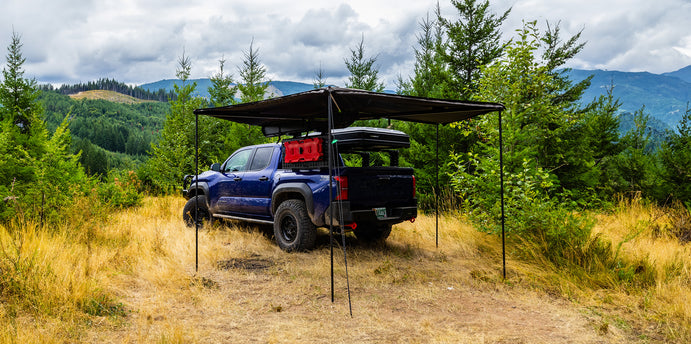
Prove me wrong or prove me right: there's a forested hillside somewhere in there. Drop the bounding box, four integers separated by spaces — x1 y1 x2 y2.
41 78 176 102
38 89 169 175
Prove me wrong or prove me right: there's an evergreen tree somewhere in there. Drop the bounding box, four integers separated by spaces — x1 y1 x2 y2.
0 31 43 126
615 108 660 198
344 35 385 92
233 40 269 148
559 85 623 202
395 11 478 209
398 10 448 98
0 32 87 223
449 20 616 216
659 104 691 203
237 40 270 103
0 31 48 201
145 51 204 192
313 63 327 89
208 56 237 107
438 0 510 99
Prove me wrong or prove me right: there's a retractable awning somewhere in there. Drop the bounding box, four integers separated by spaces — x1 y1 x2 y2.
193 87 505 136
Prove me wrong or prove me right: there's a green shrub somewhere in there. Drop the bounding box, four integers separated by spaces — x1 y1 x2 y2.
97 170 143 209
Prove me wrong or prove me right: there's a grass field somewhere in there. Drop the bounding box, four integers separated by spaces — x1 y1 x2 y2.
0 196 688 343
68 90 155 104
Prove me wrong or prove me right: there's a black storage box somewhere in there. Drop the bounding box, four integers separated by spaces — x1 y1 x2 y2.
330 127 410 152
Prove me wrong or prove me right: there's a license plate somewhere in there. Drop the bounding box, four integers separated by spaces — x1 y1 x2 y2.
374 207 387 219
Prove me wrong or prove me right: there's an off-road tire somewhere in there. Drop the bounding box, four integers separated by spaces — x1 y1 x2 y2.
353 223 392 242
273 199 316 252
183 195 212 227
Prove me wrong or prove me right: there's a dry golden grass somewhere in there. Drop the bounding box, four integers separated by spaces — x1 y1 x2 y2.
1 196 688 343
589 198 691 340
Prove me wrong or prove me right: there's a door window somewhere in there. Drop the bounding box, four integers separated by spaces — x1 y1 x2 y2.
223 149 252 172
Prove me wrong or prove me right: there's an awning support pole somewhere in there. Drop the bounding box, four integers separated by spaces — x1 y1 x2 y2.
435 123 439 248
195 111 199 273
499 110 506 279
327 89 335 303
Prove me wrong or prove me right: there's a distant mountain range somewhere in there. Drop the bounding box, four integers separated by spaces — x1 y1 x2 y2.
565 65 691 131
139 65 691 131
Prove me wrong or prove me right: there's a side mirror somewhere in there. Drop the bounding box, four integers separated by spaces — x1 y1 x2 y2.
210 163 221 172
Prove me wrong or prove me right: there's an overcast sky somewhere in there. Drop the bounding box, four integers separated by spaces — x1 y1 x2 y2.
2 0 690 89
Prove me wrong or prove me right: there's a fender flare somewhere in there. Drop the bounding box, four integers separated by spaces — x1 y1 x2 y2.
272 183 318 225
185 181 210 205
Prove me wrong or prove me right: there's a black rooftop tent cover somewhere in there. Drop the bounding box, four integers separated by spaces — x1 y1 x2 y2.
191 87 506 308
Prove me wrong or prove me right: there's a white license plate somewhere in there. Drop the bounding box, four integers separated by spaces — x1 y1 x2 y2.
374 207 387 219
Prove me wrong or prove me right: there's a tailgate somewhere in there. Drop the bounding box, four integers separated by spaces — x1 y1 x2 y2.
339 167 415 209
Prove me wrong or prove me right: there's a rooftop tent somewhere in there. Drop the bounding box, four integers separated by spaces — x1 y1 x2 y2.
191 87 507 307
193 87 505 136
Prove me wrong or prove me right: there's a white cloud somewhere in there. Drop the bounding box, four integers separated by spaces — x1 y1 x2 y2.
1 0 690 88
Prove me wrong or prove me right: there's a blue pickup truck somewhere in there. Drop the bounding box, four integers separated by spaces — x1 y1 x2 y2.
182 127 417 251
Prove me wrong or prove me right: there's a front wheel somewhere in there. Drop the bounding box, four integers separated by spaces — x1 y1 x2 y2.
273 199 316 252
183 195 212 227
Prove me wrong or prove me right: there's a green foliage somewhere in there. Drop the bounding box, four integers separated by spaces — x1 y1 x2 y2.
81 292 127 317
208 56 238 107
555 85 622 205
437 0 510 99
97 170 143 209
614 108 663 199
442 20 656 288
397 10 448 99
0 31 43 127
658 105 691 203
0 32 91 225
38 89 168 174
237 40 270 102
143 50 268 194
449 152 555 233
344 35 385 92
144 52 205 193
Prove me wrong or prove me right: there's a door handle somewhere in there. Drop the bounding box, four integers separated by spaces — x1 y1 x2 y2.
234 177 242 181
259 176 269 181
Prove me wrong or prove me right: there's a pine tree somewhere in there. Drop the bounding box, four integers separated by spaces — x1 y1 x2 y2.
398 11 448 98
0 32 87 223
344 35 385 92
313 63 327 89
438 0 510 99
0 31 43 127
0 31 48 197
208 56 237 107
237 40 270 103
145 51 204 193
659 104 691 202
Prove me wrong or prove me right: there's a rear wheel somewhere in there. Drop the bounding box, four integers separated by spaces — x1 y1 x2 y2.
273 199 316 252
353 223 392 243
183 195 212 227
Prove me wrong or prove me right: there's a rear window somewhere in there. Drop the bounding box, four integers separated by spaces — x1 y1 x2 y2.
249 147 274 171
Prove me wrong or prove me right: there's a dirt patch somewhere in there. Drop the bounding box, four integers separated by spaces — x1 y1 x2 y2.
216 255 275 271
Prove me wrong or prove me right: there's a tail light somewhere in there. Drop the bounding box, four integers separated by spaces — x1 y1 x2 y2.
335 176 348 200
412 175 416 198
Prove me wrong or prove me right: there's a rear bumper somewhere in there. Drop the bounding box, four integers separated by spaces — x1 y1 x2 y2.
323 201 417 227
